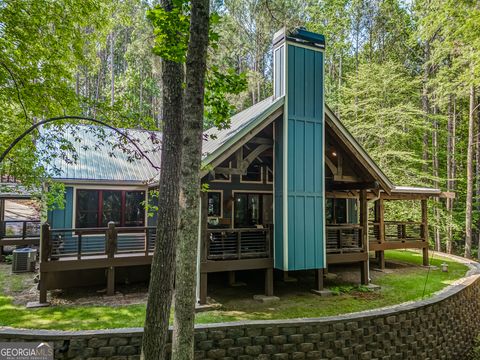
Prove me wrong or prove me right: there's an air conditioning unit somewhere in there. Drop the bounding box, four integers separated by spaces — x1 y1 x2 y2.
12 248 37 273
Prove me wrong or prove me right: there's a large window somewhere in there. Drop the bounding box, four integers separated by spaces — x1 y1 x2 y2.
234 193 273 228
76 189 146 228
326 198 356 224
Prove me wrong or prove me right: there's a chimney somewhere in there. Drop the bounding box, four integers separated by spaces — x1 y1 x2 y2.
273 28 326 271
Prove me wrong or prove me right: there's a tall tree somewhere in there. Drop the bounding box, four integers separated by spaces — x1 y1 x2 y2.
172 0 210 357
142 0 185 358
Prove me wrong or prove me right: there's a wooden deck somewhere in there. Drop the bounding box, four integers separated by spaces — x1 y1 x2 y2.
0 220 40 252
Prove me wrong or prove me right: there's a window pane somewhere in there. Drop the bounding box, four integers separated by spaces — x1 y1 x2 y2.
234 194 248 227
326 199 334 224
234 194 262 228
207 192 222 217
125 191 146 226
335 199 347 224
102 191 122 226
77 190 99 228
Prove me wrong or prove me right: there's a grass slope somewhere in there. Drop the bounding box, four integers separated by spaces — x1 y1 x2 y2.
0 251 469 330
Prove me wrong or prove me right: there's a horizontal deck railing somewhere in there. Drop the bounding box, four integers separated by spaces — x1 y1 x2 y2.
369 221 425 243
45 225 156 261
204 228 271 261
0 220 41 240
326 225 363 254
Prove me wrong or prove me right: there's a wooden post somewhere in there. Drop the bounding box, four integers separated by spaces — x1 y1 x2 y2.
421 199 430 266
39 223 50 304
265 268 274 296
359 190 369 284
375 197 385 269
315 268 324 291
228 271 236 286
360 261 368 285
106 222 117 296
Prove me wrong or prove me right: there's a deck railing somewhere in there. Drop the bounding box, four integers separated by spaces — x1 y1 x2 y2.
369 221 424 242
326 225 363 253
45 224 156 261
204 228 271 261
0 220 41 240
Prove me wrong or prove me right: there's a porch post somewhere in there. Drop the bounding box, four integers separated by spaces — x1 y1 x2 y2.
39 223 50 304
421 199 430 266
106 222 117 296
375 197 385 269
315 268 324 291
359 190 369 285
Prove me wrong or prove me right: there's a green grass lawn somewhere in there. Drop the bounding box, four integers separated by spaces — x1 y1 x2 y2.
0 250 469 330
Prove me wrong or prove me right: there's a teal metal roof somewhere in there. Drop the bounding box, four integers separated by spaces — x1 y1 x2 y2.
43 126 162 184
43 97 284 184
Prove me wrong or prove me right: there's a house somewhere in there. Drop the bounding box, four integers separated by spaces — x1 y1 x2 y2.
37 28 445 304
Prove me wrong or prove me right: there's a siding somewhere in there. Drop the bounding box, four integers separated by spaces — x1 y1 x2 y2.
275 43 325 271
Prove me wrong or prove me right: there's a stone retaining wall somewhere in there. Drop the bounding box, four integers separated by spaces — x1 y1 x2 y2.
1 266 480 359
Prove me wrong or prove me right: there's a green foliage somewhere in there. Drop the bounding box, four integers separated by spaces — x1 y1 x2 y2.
147 0 191 63
204 67 248 130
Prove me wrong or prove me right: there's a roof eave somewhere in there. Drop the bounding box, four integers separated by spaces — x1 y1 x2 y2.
202 96 285 171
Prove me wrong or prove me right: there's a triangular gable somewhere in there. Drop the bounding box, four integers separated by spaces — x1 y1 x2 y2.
201 96 284 174
325 105 394 193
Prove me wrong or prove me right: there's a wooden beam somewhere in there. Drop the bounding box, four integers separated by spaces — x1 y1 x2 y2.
200 258 273 273
249 137 273 145
326 252 368 264
214 167 245 176
333 181 379 191
325 156 337 175
333 175 361 183
369 240 428 251
240 144 272 169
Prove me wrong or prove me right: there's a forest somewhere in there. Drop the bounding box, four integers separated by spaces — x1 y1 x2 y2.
1 0 479 257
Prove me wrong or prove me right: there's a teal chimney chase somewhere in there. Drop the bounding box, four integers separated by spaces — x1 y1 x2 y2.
273 28 326 271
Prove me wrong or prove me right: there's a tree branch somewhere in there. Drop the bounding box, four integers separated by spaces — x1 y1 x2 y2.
0 115 161 171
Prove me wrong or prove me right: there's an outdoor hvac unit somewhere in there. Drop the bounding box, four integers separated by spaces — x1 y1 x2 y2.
12 248 37 273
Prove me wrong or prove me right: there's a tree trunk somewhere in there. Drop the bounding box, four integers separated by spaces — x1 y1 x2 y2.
141 2 185 359
465 83 476 259
446 95 456 254
171 0 210 358
422 40 430 179
477 94 480 260
110 32 115 107
432 104 441 251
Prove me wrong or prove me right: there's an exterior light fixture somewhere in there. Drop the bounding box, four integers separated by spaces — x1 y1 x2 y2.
332 151 337 157
441 262 448 272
